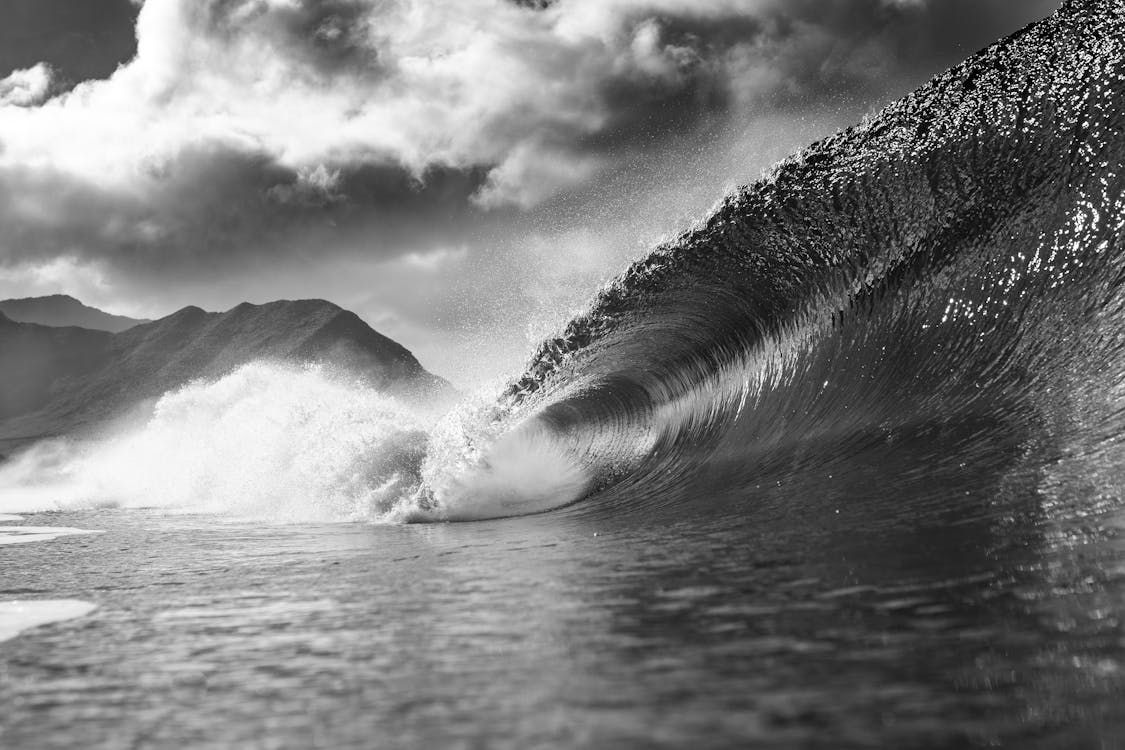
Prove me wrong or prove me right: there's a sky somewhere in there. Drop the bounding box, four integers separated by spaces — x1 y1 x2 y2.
0 0 1060 388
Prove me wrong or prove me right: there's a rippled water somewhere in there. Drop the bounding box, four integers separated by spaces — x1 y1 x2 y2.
2 481 1124 749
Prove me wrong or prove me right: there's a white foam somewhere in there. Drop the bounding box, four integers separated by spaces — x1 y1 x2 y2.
0 600 98 643
413 413 591 521
0 362 595 523
0 526 104 546
0 363 430 522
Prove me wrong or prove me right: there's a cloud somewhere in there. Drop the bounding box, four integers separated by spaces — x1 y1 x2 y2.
0 0 1060 383
0 0 140 86
0 0 806 283
0 0 993 208
0 142 491 286
1 0 1058 204
0 64 55 107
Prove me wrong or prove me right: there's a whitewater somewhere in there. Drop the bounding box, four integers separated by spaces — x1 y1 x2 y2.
0 361 593 522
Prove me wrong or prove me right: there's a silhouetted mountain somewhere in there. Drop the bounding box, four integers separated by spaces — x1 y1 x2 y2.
0 311 111 423
0 299 453 451
0 295 150 332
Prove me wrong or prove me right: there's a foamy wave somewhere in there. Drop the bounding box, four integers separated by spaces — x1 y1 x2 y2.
0 363 429 522
413 415 591 521
0 362 593 523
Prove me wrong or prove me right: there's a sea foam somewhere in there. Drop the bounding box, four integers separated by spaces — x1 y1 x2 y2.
0 526 104 546
0 600 98 643
0 363 430 522
0 362 588 522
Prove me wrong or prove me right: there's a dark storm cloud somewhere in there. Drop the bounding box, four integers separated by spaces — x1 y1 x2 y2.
768 0 1060 97
588 0 1060 142
474 0 1061 171
0 0 1063 210
201 0 382 78
0 141 488 284
508 0 557 9
0 0 138 83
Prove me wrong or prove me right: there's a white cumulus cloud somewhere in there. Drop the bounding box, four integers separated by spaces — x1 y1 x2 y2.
0 0 824 205
0 63 55 107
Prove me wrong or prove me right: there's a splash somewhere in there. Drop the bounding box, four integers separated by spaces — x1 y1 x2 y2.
0 362 589 522
0 363 431 522
413 414 591 521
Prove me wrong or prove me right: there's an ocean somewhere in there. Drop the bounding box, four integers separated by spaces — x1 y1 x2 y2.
1 499 1124 748
3 0 1125 747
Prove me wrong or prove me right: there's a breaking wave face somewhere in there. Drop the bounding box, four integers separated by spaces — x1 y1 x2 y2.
5 1 1125 525
455 0 1125 523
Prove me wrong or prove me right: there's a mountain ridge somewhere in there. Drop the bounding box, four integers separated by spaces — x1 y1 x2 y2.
0 294 151 333
0 297 453 454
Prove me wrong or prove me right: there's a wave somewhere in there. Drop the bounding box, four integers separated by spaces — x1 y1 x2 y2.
0 362 590 523
432 0 1125 520
3 1 1125 524
0 363 429 521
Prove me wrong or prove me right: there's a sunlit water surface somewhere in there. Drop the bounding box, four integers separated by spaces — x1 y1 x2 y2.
2 474 1124 750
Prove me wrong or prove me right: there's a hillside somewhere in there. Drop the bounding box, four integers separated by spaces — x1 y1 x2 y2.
0 311 111 422
0 295 150 332
0 299 453 452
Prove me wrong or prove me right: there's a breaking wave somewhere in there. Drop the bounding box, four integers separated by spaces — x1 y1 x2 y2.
0 364 428 521
0 362 591 523
3 1 1125 525
437 0 1125 522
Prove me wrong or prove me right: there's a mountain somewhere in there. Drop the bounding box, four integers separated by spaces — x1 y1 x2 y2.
0 299 453 453
0 311 112 423
0 295 150 333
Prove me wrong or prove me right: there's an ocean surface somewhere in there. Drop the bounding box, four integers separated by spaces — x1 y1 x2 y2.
0 502 1123 749
4 1 1125 747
